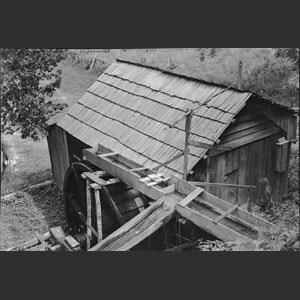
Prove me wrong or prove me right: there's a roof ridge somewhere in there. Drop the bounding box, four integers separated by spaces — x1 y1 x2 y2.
114 59 293 111
115 58 250 94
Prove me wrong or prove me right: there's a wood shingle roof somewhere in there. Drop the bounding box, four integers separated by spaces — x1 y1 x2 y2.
57 60 252 177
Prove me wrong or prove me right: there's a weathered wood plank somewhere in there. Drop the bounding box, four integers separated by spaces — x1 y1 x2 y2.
83 148 165 200
189 140 232 151
188 181 256 189
49 226 73 251
91 193 182 251
82 172 107 186
170 174 274 231
253 99 297 140
179 187 204 206
183 110 193 180
65 193 99 239
199 191 274 231
221 121 274 144
222 116 268 136
102 187 125 226
64 235 81 250
86 178 92 250
89 197 164 251
213 204 241 224
209 126 282 156
176 204 249 242
160 184 176 195
34 232 52 251
94 188 103 242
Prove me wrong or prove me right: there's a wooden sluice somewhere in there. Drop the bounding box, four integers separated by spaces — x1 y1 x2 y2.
82 145 274 251
7 144 274 251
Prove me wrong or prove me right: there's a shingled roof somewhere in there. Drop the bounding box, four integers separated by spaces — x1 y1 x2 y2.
57 60 253 177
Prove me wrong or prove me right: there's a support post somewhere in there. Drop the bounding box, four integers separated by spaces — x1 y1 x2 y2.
93 186 103 242
86 178 92 250
237 60 243 89
183 109 193 180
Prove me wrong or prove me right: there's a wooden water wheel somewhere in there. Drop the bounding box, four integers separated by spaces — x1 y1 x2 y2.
63 161 148 247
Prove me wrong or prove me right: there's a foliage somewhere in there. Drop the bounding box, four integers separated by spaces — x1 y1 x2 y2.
1 49 68 140
288 144 299 194
197 239 232 251
274 48 299 68
194 48 299 106
226 223 298 251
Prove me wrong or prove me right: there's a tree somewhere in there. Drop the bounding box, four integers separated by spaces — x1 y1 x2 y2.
194 48 299 106
274 48 299 90
1 49 68 140
274 48 299 67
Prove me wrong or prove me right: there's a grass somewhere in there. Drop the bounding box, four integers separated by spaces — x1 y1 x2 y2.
0 183 67 250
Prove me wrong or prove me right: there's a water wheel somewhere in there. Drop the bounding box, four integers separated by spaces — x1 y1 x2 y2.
63 161 148 246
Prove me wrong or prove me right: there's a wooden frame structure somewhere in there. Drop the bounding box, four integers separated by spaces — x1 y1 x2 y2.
81 145 274 250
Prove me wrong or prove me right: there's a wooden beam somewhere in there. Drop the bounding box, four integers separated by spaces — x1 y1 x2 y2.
213 204 241 224
176 203 249 242
65 193 99 239
98 152 119 158
199 191 274 231
183 109 193 180
86 178 92 250
89 194 182 251
49 227 73 251
152 151 184 171
102 187 125 226
189 140 232 151
209 126 282 156
89 198 165 251
64 235 81 250
34 232 52 251
82 172 107 186
83 148 165 200
128 166 149 172
179 187 204 206
237 60 243 89
93 187 103 242
160 184 176 195
170 174 274 231
188 181 256 189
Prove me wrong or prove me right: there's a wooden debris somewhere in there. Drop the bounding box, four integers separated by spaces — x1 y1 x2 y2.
64 236 81 250
49 226 73 251
6 232 51 251
35 232 52 251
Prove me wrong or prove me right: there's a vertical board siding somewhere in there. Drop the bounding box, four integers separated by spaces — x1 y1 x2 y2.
190 102 289 204
195 132 287 205
47 126 70 190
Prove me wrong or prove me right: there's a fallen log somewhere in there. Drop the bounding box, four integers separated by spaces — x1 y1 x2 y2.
1 180 53 201
6 231 51 251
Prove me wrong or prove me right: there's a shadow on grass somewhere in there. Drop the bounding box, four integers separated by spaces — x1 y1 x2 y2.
1 168 53 196
27 182 68 231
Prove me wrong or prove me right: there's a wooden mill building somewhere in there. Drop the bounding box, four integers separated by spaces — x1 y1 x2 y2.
47 59 298 205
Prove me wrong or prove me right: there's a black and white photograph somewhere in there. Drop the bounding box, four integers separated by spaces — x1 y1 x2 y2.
1 48 299 252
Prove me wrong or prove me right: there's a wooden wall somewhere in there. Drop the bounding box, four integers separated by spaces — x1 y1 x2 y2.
189 102 291 204
47 125 70 191
249 97 298 140
66 133 91 164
